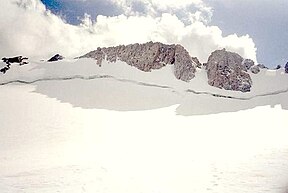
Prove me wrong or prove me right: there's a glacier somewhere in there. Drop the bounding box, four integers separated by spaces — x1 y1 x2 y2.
0 57 288 193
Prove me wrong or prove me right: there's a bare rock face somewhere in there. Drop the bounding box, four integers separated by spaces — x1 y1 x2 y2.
285 62 288 73
174 45 196 81
206 49 252 92
242 59 254 71
80 42 198 81
250 65 260 74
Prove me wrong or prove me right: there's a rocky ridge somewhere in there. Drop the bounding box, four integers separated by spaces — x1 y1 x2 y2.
80 42 278 92
80 42 198 82
1 42 285 93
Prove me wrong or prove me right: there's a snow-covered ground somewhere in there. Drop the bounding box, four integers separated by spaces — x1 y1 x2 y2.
0 58 288 193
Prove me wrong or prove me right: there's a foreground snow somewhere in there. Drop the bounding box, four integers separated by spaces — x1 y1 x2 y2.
0 59 288 193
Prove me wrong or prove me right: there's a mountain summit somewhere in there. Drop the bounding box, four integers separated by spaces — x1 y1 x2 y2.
80 42 260 92
80 42 198 82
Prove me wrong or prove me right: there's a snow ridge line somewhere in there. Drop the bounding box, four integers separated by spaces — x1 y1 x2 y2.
0 75 287 100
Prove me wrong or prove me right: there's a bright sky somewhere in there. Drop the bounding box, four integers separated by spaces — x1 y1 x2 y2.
208 0 288 68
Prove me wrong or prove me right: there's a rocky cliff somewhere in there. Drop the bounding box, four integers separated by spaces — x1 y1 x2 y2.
80 42 198 82
206 49 252 92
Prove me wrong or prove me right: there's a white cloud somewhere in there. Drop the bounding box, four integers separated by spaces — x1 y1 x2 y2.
113 0 205 10
138 0 204 10
111 0 213 24
0 0 257 62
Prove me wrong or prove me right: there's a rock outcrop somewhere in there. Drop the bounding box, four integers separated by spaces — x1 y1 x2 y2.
257 64 268 69
250 65 260 74
0 65 10 74
206 49 252 92
48 54 64 62
80 42 198 81
2 56 28 65
173 45 196 81
241 59 261 74
242 59 254 71
275 65 281 70
192 57 202 68
1 56 28 74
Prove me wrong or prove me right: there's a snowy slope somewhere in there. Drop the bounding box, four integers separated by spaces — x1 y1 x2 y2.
0 58 288 193
1 58 287 113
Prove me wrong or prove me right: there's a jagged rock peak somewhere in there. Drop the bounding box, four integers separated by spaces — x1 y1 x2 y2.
80 41 198 82
206 48 252 92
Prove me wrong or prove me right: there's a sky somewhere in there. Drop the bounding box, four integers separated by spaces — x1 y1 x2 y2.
208 0 288 67
0 0 287 68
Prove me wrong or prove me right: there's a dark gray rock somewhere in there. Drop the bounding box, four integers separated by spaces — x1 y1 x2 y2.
0 65 10 74
48 54 64 62
275 65 281 70
206 49 252 92
1 56 28 74
2 56 28 65
285 62 288 73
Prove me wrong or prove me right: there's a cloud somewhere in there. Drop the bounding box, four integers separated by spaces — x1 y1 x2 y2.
207 0 288 67
0 0 257 63
113 0 206 11
110 0 213 25
40 0 123 25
